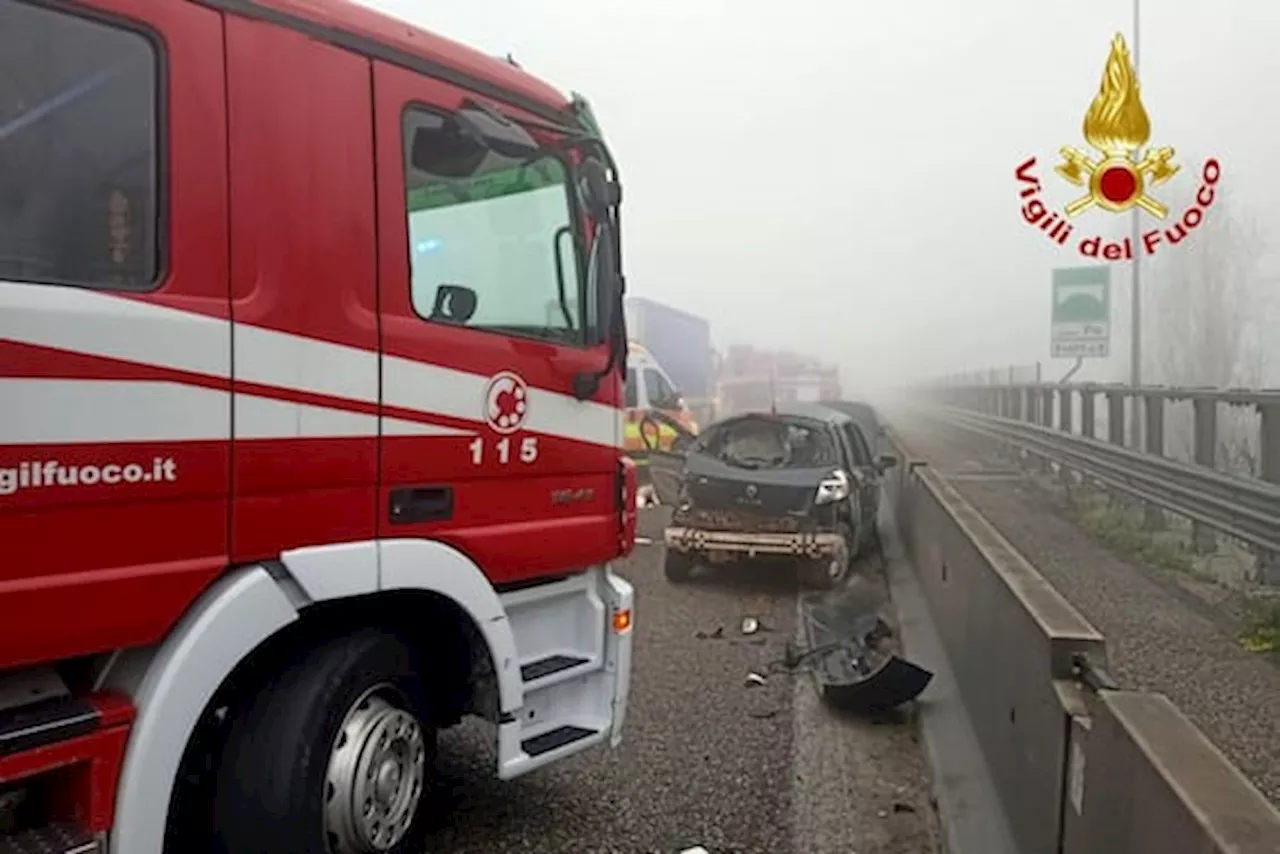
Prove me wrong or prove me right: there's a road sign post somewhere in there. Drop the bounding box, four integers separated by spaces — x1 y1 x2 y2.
1051 266 1111 359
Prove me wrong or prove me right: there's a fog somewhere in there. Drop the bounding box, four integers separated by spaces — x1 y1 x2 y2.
363 0 1280 393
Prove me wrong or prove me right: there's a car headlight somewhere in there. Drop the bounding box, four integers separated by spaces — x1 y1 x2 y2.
814 469 850 505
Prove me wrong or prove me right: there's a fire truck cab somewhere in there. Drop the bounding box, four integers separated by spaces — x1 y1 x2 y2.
0 2 635 852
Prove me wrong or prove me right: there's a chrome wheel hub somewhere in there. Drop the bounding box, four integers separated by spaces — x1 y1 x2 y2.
325 685 427 853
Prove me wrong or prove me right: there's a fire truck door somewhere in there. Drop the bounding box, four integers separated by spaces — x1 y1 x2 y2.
371 61 622 585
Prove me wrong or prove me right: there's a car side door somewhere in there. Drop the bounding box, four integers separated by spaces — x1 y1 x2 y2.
826 424 863 530
841 422 880 529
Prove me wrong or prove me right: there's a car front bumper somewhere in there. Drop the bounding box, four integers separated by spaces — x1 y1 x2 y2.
663 526 843 559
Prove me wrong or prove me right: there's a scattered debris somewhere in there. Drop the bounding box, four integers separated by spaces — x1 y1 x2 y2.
744 672 767 687
741 616 759 635
892 802 917 814
790 602 933 714
680 847 710 854
636 483 660 508
634 535 654 546
694 626 725 640
747 708 779 720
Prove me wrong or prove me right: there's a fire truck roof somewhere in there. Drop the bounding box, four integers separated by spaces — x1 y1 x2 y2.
202 0 574 124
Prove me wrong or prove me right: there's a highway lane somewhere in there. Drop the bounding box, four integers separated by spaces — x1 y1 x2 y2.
418 507 938 854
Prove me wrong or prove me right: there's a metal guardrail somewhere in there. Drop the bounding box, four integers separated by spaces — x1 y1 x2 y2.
925 404 1280 554
883 422 1280 854
922 379 1280 582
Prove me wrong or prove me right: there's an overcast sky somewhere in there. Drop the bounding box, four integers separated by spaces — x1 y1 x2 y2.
362 0 1280 391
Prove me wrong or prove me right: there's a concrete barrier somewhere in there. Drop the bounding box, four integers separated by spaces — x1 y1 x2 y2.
885 425 1280 854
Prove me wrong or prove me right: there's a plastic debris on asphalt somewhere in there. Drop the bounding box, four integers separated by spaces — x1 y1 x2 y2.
795 595 934 714
636 484 659 508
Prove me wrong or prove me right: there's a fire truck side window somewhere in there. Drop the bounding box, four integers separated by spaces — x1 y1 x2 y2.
402 107 591 346
0 2 160 290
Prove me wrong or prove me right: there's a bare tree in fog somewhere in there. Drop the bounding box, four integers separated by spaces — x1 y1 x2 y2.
1146 186 1271 474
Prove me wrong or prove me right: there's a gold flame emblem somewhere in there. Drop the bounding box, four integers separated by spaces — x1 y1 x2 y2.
1055 33 1178 218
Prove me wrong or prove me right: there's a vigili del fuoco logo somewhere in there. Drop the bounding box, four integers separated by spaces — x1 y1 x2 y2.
1015 33 1220 261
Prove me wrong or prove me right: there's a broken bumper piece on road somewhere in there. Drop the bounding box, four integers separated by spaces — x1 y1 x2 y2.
663 526 844 559
799 601 934 714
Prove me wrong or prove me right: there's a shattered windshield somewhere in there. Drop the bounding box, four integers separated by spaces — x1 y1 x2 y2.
697 416 838 470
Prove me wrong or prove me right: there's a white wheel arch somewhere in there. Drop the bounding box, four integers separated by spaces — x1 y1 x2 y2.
106 539 521 854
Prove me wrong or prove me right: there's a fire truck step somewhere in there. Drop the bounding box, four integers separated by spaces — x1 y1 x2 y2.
0 821 99 854
520 654 590 683
520 725 598 757
0 697 99 757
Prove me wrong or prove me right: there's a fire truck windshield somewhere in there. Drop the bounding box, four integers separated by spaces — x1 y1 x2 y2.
403 108 600 348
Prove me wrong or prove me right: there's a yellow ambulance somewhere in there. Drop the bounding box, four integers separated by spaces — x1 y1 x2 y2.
625 342 699 454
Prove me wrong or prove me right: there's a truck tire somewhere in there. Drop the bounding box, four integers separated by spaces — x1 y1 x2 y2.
211 628 437 854
664 549 695 583
800 525 854 590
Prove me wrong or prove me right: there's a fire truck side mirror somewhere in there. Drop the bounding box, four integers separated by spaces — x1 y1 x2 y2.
577 158 619 221
593 229 618 339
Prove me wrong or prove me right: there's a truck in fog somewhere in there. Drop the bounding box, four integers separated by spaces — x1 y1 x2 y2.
717 345 842 415
624 297 715 424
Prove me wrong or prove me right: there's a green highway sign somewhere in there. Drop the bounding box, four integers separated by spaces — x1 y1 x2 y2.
1051 266 1111 359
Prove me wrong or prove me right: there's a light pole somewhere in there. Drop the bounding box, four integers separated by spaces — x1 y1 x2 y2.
1128 0 1143 448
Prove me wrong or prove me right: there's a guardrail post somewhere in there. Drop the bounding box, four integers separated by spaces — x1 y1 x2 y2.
1080 387 1096 439
1057 387 1076 484
1103 390 1126 501
1191 397 1217 554
1106 390 1125 445
1257 400 1280 584
1042 387 1055 428
1143 393 1166 531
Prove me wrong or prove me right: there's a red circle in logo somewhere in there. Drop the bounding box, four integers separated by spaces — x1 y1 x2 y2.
1098 165 1138 204
483 371 529 434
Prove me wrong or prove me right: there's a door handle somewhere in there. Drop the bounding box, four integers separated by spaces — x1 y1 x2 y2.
389 486 453 524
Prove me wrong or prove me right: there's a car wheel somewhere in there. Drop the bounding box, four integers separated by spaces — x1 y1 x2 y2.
664 549 696 582
211 628 437 854
800 525 854 590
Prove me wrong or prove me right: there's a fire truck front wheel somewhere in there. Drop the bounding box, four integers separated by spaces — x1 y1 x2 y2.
211 628 437 854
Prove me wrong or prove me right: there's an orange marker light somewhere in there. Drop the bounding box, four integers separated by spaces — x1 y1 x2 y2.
613 609 633 634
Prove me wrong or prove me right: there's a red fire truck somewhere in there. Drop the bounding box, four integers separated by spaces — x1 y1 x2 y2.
0 2 636 852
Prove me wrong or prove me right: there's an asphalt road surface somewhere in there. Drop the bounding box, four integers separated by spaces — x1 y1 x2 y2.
418 507 940 854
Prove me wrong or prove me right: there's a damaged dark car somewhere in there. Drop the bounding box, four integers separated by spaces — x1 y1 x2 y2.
662 403 897 589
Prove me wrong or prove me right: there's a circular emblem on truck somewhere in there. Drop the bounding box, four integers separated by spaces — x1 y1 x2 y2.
483 371 529 434
745 484 758 498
